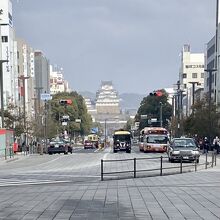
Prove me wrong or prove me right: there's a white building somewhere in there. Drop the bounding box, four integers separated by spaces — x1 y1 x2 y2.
83 97 96 122
50 65 71 95
16 38 35 119
0 0 18 108
96 81 120 114
179 44 205 115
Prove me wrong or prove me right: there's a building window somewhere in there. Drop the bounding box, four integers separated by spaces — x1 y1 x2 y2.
184 84 187 89
182 73 187 78
192 73 197 78
18 65 20 74
201 72 204 78
1 36 8 42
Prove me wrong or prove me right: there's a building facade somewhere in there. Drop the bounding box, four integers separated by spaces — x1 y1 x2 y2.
0 0 18 108
16 38 35 119
96 81 120 114
50 65 70 95
179 44 205 115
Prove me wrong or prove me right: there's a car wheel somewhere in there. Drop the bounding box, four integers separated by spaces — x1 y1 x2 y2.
48 152 52 155
170 158 174 163
126 149 131 153
113 149 117 153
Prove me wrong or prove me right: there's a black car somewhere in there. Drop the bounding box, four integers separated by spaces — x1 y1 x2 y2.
167 138 200 163
48 141 68 155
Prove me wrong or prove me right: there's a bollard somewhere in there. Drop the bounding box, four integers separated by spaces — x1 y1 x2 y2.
160 156 163 176
205 152 208 169
180 156 183 174
195 156 197 172
101 159 104 181
212 152 214 168
5 148 7 160
215 152 217 166
134 158 136 178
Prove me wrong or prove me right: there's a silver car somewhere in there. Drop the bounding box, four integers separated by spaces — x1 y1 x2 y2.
168 138 200 163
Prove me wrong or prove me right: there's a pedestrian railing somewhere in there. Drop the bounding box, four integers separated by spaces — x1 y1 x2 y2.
0 147 14 160
101 152 217 181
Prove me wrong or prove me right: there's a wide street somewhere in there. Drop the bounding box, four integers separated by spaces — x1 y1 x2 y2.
0 145 220 220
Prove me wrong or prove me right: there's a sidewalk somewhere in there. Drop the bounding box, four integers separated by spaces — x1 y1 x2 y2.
0 152 32 165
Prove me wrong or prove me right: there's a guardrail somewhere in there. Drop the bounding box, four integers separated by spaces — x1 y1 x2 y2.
101 152 217 181
0 147 14 160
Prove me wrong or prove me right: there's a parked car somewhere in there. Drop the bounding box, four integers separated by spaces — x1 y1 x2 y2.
167 138 200 163
84 140 94 149
48 140 68 155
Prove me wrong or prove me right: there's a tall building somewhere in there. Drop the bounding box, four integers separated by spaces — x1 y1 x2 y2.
16 38 35 119
96 81 120 114
0 0 18 108
179 44 204 115
205 36 216 101
50 65 70 95
34 50 49 95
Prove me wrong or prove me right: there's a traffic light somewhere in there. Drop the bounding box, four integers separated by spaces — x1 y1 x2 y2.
149 90 163 97
59 99 72 105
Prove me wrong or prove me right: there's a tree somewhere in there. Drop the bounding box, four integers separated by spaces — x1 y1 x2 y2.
183 96 220 139
135 89 172 130
50 91 92 137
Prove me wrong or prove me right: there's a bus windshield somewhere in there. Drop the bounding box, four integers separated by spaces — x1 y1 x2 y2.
114 135 131 143
146 135 168 144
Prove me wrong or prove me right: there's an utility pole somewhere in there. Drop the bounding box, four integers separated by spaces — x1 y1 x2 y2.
104 119 107 147
0 60 8 128
18 75 30 151
159 102 163 127
188 82 200 115
205 69 217 143
34 87 43 144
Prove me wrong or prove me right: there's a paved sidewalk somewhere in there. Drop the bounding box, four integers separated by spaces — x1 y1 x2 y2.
0 166 220 219
0 152 35 165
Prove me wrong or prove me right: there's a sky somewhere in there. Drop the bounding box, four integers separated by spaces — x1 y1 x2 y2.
12 0 216 94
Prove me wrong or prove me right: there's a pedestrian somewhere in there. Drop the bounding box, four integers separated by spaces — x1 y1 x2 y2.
213 136 220 154
203 137 210 154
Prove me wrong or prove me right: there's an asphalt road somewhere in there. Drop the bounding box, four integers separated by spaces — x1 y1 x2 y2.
0 145 212 186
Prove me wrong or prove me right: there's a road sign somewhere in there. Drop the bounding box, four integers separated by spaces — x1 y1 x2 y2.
134 122 140 129
41 93 52 101
141 115 148 119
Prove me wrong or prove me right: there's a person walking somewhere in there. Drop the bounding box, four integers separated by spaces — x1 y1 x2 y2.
213 136 220 154
203 137 210 154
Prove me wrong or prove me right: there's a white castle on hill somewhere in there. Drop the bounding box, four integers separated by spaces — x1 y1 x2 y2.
96 81 120 114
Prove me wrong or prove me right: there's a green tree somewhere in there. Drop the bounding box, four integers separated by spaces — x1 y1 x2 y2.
183 96 220 139
50 91 92 137
135 89 172 130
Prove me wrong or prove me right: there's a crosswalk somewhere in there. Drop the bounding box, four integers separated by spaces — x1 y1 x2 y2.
0 178 71 187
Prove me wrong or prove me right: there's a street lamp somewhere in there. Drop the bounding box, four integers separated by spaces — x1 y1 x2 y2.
18 75 30 151
159 102 163 127
0 60 8 128
188 81 201 115
205 68 217 143
104 119 107 147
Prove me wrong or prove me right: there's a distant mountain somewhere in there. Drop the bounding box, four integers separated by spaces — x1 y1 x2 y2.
79 91 96 100
79 91 145 111
119 93 145 110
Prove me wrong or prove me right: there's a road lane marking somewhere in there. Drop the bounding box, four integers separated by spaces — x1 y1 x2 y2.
0 180 71 187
